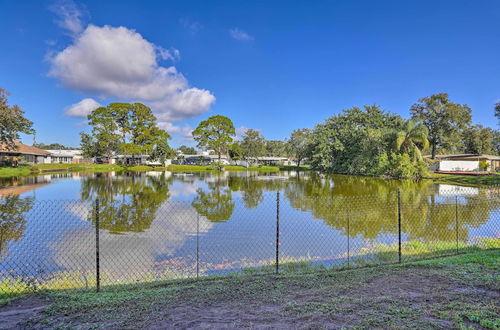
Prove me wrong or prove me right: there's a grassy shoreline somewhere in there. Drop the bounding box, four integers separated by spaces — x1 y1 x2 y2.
0 164 312 178
2 249 498 328
427 172 500 187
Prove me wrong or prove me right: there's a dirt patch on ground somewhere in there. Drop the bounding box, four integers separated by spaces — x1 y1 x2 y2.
0 296 50 329
3 266 499 329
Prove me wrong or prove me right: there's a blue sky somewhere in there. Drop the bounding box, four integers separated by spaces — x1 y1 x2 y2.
1 0 499 147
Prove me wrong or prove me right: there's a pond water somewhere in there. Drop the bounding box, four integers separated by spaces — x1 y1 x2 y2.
0 171 498 288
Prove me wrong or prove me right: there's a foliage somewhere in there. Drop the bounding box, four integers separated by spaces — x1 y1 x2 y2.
286 128 312 167
83 103 171 162
33 143 74 150
240 129 266 162
177 145 197 155
410 93 472 158
228 142 243 160
392 119 429 162
495 102 500 124
265 140 287 157
479 160 489 171
0 88 35 151
463 125 494 154
192 115 235 162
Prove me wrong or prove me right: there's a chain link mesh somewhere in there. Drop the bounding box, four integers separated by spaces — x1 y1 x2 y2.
0 186 498 295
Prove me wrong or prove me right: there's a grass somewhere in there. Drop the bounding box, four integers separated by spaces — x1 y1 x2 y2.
166 164 281 172
428 172 500 187
5 249 498 328
0 165 33 177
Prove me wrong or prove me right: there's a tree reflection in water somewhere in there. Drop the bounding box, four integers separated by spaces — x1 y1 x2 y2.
81 172 172 234
0 195 33 259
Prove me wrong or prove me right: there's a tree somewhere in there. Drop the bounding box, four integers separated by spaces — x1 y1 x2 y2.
87 105 121 159
265 140 287 157
192 115 235 162
463 125 494 154
495 102 500 125
177 145 197 155
0 88 35 151
286 129 312 167
308 105 428 179
84 103 171 163
228 142 243 160
240 129 266 162
410 93 472 159
79 132 104 158
393 119 429 161
33 143 74 150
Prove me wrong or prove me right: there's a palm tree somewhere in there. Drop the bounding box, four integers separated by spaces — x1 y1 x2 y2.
394 119 429 162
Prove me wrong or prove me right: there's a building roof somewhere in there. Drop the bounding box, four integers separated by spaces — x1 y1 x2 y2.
426 154 500 161
0 142 51 156
47 149 82 157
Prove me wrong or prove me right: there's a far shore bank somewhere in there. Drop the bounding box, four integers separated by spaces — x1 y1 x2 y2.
0 163 498 187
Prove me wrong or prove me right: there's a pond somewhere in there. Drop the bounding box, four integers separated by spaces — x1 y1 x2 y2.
0 171 498 290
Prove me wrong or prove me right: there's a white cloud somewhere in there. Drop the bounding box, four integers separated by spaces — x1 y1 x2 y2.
65 98 101 118
50 0 86 37
158 122 193 138
180 18 203 34
153 88 216 121
229 28 253 41
50 24 215 125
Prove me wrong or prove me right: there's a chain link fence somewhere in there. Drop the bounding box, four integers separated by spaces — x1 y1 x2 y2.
1 186 499 295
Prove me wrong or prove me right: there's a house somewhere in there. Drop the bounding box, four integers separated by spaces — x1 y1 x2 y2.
428 154 500 172
46 150 84 164
0 142 51 164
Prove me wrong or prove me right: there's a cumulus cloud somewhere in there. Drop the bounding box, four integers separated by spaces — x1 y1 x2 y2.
65 98 101 118
158 122 193 138
229 28 253 41
50 0 86 37
49 24 216 128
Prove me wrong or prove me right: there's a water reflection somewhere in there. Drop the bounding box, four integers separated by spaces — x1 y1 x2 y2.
0 170 498 284
0 195 33 259
81 172 172 234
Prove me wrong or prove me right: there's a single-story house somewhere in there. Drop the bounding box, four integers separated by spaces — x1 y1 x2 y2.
46 149 84 164
0 142 51 164
427 154 500 172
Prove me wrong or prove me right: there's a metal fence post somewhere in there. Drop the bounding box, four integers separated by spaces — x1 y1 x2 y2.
276 191 280 274
95 198 100 293
196 213 200 278
397 189 402 264
455 195 459 254
347 213 350 268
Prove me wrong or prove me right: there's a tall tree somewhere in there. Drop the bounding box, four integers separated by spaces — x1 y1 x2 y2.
286 129 312 167
240 129 266 162
410 93 472 159
265 140 287 157
84 102 171 162
0 88 35 150
495 102 500 125
463 125 494 154
87 106 121 160
192 115 235 162
393 119 429 161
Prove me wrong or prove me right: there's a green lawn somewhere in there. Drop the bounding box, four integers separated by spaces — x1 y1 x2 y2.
2 249 498 328
0 166 33 178
428 172 500 187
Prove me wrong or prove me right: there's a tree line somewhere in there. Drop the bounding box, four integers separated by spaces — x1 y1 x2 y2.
1 87 499 179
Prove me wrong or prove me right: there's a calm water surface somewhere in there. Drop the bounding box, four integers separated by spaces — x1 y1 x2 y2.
0 171 498 283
